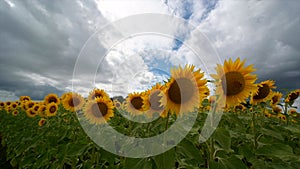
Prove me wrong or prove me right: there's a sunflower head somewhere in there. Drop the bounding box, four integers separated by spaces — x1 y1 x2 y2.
32 104 41 114
26 108 37 118
44 93 60 105
272 106 282 114
84 97 114 125
288 109 298 117
60 92 72 101
113 99 122 109
277 114 287 121
25 101 36 110
251 80 276 105
143 83 167 118
38 118 46 126
270 92 282 106
12 110 19 116
5 101 12 107
88 88 110 100
11 102 18 109
125 92 147 115
38 104 47 117
20 96 31 102
211 58 258 107
46 103 58 117
285 89 300 104
235 104 246 112
62 93 85 112
0 102 5 109
162 64 208 116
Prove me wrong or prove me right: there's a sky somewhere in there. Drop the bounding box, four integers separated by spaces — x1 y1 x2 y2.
0 0 299 106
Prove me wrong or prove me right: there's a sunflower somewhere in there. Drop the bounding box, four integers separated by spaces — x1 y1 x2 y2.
160 65 208 116
38 104 47 117
235 104 246 112
32 103 41 114
62 93 85 112
251 80 276 105
272 106 282 114
277 113 287 121
20 101 27 111
20 96 31 102
270 92 282 106
60 92 72 101
9 102 17 109
5 101 12 107
113 99 122 109
12 110 19 116
288 109 298 117
26 108 37 118
125 92 147 115
25 101 36 110
5 106 12 113
0 102 5 110
46 103 58 117
38 118 46 126
211 58 258 107
44 93 60 105
87 88 110 100
143 83 167 118
84 97 114 125
285 89 300 103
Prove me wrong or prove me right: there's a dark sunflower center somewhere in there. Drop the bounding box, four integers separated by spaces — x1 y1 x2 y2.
91 103 108 117
149 91 164 111
289 93 299 101
50 106 57 113
24 98 29 102
131 97 143 110
40 120 45 125
168 78 195 104
0 103 4 106
28 103 34 108
221 72 245 96
69 97 80 107
12 104 17 108
272 96 279 104
253 84 270 100
29 110 36 115
6 102 11 106
49 97 58 103
34 106 39 111
115 102 121 108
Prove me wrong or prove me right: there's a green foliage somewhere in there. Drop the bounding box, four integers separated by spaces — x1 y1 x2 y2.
1 104 300 169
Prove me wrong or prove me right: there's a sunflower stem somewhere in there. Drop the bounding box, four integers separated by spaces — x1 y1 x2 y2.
164 111 170 131
284 103 289 125
251 107 258 149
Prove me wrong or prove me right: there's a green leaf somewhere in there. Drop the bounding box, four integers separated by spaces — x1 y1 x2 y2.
238 144 254 159
176 138 203 162
124 158 153 169
256 143 294 159
260 128 283 141
220 156 247 169
153 148 175 169
212 128 232 152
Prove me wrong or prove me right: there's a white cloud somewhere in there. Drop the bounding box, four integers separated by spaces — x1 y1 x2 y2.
95 0 169 21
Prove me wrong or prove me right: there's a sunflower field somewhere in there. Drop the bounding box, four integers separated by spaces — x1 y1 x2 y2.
1 58 300 169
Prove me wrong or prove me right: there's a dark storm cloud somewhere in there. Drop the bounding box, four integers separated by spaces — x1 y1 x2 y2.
0 0 108 99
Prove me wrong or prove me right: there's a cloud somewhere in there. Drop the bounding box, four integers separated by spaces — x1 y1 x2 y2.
188 0 300 90
0 0 108 99
1 0 299 101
